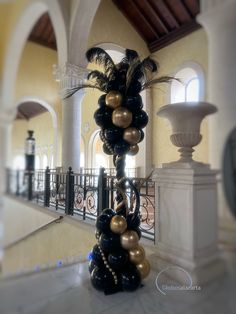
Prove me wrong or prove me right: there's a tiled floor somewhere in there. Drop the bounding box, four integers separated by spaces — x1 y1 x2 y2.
0 250 235 314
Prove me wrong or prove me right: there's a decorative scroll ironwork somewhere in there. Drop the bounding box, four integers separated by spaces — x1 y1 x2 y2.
6 167 155 241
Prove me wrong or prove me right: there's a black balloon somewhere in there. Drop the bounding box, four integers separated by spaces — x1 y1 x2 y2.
102 208 116 217
99 232 121 253
94 107 113 128
114 140 130 156
107 80 119 91
89 259 98 274
126 213 141 229
104 127 123 143
103 143 114 155
138 129 145 143
127 81 142 95
108 249 128 270
91 267 114 291
96 212 114 233
125 95 143 112
98 94 106 107
121 267 142 291
92 244 104 266
132 110 149 129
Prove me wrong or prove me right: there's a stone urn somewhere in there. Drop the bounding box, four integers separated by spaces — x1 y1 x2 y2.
157 102 217 168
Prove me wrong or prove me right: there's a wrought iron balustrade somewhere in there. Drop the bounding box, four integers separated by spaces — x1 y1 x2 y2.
6 167 155 241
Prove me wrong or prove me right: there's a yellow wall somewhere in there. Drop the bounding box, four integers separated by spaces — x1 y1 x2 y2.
11 111 57 167
0 0 32 79
88 0 149 56
151 29 209 166
12 41 62 166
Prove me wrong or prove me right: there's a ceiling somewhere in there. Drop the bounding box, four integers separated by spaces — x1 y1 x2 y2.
28 13 57 50
113 0 200 52
16 102 48 120
28 1 200 53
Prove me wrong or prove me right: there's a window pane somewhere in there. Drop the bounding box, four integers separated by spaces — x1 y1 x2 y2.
35 155 40 169
186 78 199 102
171 80 185 103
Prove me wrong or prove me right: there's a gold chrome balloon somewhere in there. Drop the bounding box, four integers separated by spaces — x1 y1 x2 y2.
137 259 151 279
112 107 132 129
129 245 145 264
110 215 127 234
128 144 139 155
105 91 122 109
123 127 141 145
121 230 139 250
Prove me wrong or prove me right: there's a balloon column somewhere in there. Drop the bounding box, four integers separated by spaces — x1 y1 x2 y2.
66 48 174 294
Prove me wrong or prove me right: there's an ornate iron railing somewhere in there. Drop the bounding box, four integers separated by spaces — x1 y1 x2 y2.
6 167 155 241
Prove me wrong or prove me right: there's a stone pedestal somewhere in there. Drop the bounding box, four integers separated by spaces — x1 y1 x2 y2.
150 166 225 285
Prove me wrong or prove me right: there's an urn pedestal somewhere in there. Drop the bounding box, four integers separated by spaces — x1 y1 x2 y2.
157 102 217 169
150 102 225 286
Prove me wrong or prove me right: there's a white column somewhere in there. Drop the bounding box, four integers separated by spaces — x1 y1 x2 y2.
0 107 16 272
198 1 236 220
53 63 88 172
135 89 153 177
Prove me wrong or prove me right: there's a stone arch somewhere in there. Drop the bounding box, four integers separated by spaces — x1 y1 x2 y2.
1 0 68 108
69 0 101 66
14 96 59 167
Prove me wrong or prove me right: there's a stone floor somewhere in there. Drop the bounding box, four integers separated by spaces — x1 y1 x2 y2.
0 250 235 314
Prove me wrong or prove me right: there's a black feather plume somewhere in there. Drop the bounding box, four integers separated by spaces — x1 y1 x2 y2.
86 47 117 79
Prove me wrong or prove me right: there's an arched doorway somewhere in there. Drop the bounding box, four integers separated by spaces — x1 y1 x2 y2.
12 99 58 170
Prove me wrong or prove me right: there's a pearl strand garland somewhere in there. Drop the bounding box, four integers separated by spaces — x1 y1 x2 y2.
97 243 118 285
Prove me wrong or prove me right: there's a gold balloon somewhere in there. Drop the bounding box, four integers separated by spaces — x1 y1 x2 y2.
112 107 132 129
121 230 139 250
128 144 139 156
110 215 127 234
123 127 141 145
137 259 151 279
105 91 122 109
129 245 146 264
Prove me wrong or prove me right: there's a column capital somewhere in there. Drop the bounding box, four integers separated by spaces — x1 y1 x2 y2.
198 0 236 30
0 107 17 126
53 62 89 99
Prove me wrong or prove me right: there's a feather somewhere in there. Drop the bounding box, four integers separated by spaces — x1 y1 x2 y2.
63 83 106 99
141 76 179 90
122 49 140 64
86 47 116 79
87 70 109 92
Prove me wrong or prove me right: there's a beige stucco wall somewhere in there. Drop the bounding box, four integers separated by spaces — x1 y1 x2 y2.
11 41 62 166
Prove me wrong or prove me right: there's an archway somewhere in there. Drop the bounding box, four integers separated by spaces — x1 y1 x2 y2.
13 97 58 169
1 0 68 109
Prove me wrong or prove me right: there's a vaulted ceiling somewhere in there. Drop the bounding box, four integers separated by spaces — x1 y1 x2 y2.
113 0 200 52
16 102 48 120
27 1 200 54
28 13 57 50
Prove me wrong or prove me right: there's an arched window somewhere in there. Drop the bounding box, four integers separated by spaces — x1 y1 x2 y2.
35 155 40 169
42 154 48 169
171 64 204 103
91 131 109 169
13 155 25 170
